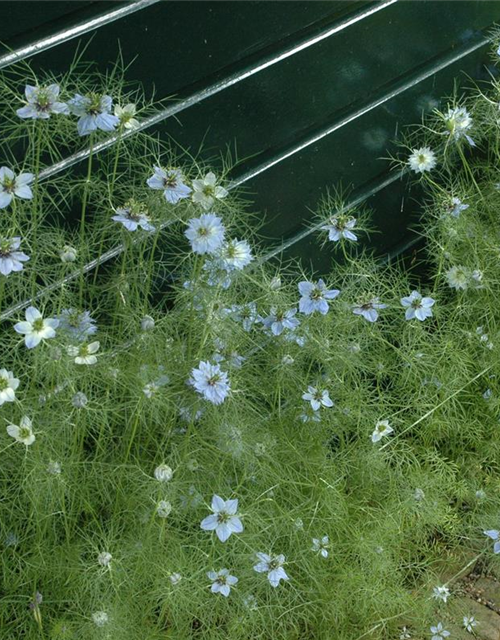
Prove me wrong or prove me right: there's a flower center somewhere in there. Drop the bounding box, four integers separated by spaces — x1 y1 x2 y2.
208 374 221 387
19 427 31 439
0 378 8 390
2 177 15 193
32 318 44 331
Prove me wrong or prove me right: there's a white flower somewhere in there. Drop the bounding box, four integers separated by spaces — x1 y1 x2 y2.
298 279 340 315
17 84 69 119
0 237 30 275
311 536 330 558
446 265 472 290
253 553 289 587
7 416 35 446
261 308 300 336
0 369 19 405
399 626 411 640
72 392 88 408
401 290 435 321
154 464 173 483
321 215 357 242
352 298 387 322
98 552 112 567
60 245 77 263
68 93 119 136
228 302 258 332
192 171 228 209
112 205 155 232
14 306 59 348
444 106 475 146
146 166 191 204
114 103 139 130
0 167 34 209
207 568 238 597
408 147 437 174
169 572 182 585
463 615 478 633
191 361 230 405
430 622 450 640
371 419 393 443
47 461 61 474
432 585 450 603
156 500 172 518
141 315 155 331
270 275 281 290
185 214 225 255
92 611 109 627
200 495 243 542
484 529 500 553
67 341 100 365
219 239 253 270
414 488 425 501
302 386 334 411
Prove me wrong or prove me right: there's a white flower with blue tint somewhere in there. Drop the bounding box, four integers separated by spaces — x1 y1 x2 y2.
17 84 69 119
253 553 289 587
401 290 435 321
191 361 230 405
299 279 340 315
156 500 172 518
57 309 97 342
219 239 253 270
97 552 112 567
302 386 333 411
185 214 225 255
7 416 35 446
430 622 450 640
141 315 155 331
311 536 330 558
114 103 139 130
47 460 62 475
444 106 475 146
371 419 393 443
352 298 387 322
463 615 478 633
200 495 243 542
0 167 33 209
321 215 357 242
92 612 109 627
60 245 77 263
0 237 29 276
169 572 182 585
228 302 258 331
68 93 119 136
484 529 500 553
207 569 238 597
67 341 100 365
0 369 19 406
147 166 191 204
203 258 232 289
154 464 173 483
112 205 155 232
261 307 300 336
432 585 450 603
14 306 59 348
447 196 469 218
72 392 88 408
192 171 228 209
446 265 472 290
408 147 436 174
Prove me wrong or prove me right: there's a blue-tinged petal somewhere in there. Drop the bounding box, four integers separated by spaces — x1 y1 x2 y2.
77 115 97 136
200 514 218 531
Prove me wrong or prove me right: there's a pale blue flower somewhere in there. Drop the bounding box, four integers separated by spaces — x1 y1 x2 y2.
302 386 333 411
17 84 69 119
448 197 469 218
430 622 450 640
68 93 119 136
484 529 500 553
147 166 191 204
401 290 435 321
0 167 33 209
261 307 300 336
228 302 258 331
203 258 232 289
253 553 289 587
191 361 230 405
298 279 340 315
463 615 478 633
0 237 29 276
321 216 357 242
57 309 97 342
207 569 238 596
432 585 450 603
311 536 330 558
352 298 387 322
185 213 225 255
112 206 155 232
200 495 243 542
14 306 59 348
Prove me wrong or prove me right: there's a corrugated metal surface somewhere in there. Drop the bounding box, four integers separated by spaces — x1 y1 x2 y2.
0 0 498 276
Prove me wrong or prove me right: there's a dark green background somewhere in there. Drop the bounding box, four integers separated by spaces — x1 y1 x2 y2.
0 1 499 273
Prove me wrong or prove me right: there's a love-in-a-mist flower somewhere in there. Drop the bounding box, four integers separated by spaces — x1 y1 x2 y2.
112 203 155 232
68 93 120 136
0 167 34 209
154 464 173 482
443 106 475 146
253 553 289 587
430 622 450 640
352 298 387 322
371 419 393 443
17 84 69 119
14 306 59 348
228 302 258 331
200 495 243 542
170 572 182 585
60 245 77 263
484 529 500 553
311 536 330 558
185 214 225 255
156 500 172 518
401 290 435 321
408 147 437 174
463 615 478 633
191 361 230 405
0 369 19 405
321 215 358 242
432 585 450 603
192 171 228 209
298 279 340 315
140 315 155 331
447 196 469 218
218 239 253 270
7 416 35 446
261 308 300 336
67 341 100 365
98 552 112 567
302 386 333 411
207 569 238 597
445 265 472 290
146 166 192 204
57 309 97 342
114 103 139 130
92 611 109 627
0 237 29 276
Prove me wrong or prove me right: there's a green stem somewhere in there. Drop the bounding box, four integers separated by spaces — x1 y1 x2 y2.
79 135 94 306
